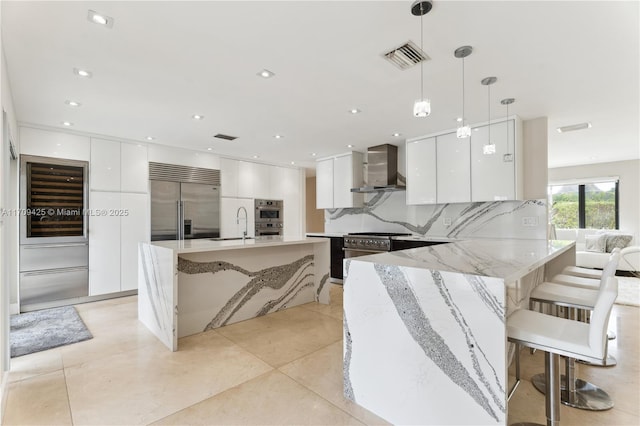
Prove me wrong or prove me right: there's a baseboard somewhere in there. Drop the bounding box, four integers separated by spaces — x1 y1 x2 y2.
9 304 18 315
0 370 9 424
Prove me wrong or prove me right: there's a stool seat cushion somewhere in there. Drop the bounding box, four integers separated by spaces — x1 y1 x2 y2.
551 274 600 289
561 265 602 280
508 309 595 361
530 282 598 309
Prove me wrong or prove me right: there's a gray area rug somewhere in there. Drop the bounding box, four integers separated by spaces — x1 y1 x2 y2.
10 305 93 358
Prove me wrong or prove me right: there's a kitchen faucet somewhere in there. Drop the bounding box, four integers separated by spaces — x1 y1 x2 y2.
236 206 248 241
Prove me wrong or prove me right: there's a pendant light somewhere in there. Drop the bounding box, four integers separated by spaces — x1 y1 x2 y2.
411 1 433 117
481 76 497 155
454 46 472 138
501 98 515 162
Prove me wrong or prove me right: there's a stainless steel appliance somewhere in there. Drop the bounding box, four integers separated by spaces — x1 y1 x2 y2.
19 155 89 311
255 199 283 236
150 162 221 241
343 232 411 258
351 144 406 193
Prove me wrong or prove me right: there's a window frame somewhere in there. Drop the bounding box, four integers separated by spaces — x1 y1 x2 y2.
550 180 619 230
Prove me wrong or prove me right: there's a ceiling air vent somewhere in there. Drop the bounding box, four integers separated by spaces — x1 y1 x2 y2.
383 41 430 70
213 133 238 141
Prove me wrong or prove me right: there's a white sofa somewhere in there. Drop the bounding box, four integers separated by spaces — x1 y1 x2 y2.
555 228 640 272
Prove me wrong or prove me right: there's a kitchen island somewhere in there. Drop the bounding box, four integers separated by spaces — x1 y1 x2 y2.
343 238 575 426
138 236 330 351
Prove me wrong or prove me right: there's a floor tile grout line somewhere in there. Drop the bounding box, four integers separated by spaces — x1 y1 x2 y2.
61 366 75 426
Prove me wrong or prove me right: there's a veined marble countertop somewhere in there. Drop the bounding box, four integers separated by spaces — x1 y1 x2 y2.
347 238 575 282
151 235 328 254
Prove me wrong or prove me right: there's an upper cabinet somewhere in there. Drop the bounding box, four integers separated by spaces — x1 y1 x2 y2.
406 137 437 205
406 117 522 204
436 132 471 204
20 127 90 161
220 158 239 197
90 138 148 193
316 152 364 209
470 120 519 201
238 161 270 199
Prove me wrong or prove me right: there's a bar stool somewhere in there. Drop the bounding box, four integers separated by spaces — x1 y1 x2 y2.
526 251 620 410
508 277 618 426
555 249 621 289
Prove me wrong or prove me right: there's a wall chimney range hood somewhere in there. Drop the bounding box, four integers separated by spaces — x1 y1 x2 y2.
351 144 406 193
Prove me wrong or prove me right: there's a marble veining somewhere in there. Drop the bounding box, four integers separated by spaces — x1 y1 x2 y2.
177 255 315 329
343 314 355 402
374 264 502 421
315 273 330 301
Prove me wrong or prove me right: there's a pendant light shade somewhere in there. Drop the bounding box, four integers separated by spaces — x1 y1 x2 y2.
412 1 433 118
501 98 515 162
481 76 497 155
454 46 473 138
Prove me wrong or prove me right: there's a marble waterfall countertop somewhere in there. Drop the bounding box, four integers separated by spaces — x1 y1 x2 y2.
343 238 576 425
151 235 329 254
346 238 575 282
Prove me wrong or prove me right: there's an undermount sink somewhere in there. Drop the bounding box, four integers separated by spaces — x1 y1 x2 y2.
209 237 254 241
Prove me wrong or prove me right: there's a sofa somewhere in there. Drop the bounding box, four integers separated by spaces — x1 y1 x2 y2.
555 228 640 272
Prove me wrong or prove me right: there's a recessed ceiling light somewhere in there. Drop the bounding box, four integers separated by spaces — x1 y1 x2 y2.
273 134 283 139
61 121 73 127
207 147 213 151
311 153 317 157
349 108 361 114
65 100 81 107
456 117 463 122
253 155 259 159
347 144 355 148
73 68 92 78
192 114 204 120
556 122 592 133
257 69 275 78
145 136 155 141
87 10 114 28
392 132 402 137
290 161 295 165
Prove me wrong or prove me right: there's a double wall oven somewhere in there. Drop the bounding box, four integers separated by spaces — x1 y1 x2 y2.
255 199 283 236
19 155 89 311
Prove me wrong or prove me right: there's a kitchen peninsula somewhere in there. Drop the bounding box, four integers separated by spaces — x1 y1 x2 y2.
343 238 575 425
138 236 330 351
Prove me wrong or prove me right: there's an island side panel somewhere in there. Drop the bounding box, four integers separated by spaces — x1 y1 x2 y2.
177 243 326 337
138 243 178 351
313 239 331 304
344 260 507 425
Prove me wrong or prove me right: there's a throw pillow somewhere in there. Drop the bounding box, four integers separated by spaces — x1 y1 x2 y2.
585 234 607 253
605 233 633 252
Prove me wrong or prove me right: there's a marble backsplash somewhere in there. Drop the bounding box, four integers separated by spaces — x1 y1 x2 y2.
324 191 547 239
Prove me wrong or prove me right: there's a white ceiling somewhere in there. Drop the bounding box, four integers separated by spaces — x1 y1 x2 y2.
2 1 639 171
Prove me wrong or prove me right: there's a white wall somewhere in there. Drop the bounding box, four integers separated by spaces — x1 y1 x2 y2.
548 159 640 240
1 43 20 421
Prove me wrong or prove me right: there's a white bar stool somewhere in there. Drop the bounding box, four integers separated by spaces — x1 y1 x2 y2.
526 252 620 410
559 248 621 282
508 277 618 426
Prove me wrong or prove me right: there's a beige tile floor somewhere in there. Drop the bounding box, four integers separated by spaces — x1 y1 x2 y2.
3 284 639 425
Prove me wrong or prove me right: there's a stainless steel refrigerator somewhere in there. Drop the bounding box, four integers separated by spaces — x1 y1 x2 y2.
149 163 221 241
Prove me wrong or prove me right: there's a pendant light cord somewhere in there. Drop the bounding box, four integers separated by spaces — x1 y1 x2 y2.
462 57 465 126
488 83 491 142
420 4 424 101
506 102 510 154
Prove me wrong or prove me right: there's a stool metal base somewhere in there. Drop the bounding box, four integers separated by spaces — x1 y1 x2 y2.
531 373 614 411
576 354 617 367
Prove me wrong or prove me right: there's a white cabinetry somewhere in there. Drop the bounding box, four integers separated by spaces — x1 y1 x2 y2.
90 139 121 191
281 167 302 236
89 192 149 295
436 132 471 204
470 120 520 201
406 137 437 205
316 152 364 209
19 127 90 161
89 192 121 296
220 158 239 197
121 143 149 193
238 161 270 199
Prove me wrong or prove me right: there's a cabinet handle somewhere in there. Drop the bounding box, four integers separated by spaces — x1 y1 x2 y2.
22 243 88 249
22 266 88 276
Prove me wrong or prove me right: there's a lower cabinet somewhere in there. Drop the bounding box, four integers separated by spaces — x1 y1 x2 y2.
330 237 345 280
89 191 149 296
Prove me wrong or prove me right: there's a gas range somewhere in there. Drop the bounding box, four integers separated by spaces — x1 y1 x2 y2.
343 232 412 252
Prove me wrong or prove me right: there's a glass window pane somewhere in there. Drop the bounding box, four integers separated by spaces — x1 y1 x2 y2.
550 184 579 229
585 181 616 229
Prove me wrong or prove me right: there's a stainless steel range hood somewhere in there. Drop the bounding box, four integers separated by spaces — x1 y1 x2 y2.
351 144 406 193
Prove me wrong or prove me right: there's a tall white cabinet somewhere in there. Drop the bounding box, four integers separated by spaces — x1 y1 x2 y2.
89 138 149 296
406 117 522 205
315 152 364 209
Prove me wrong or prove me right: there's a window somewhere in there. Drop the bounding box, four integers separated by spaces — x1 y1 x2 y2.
549 179 619 229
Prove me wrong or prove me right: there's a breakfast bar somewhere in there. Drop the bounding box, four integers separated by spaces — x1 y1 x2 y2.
343 238 575 425
138 236 330 351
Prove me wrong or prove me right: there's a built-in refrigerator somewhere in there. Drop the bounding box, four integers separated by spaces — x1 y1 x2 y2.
149 162 221 241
